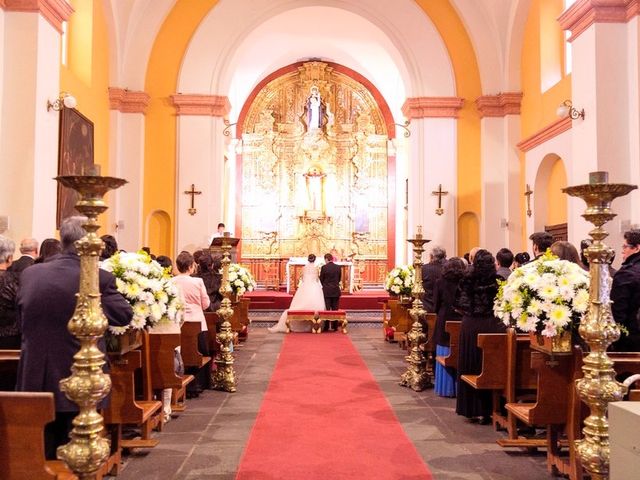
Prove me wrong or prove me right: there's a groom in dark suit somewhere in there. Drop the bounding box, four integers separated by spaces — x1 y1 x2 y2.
320 253 341 331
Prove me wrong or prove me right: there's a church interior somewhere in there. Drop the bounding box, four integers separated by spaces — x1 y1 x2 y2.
2 0 640 479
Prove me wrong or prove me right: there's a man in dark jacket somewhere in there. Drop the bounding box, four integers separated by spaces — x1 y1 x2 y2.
8 237 38 274
611 229 640 351
320 253 341 330
421 246 446 312
16 216 133 458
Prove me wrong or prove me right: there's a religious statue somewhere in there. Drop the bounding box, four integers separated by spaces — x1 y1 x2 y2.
303 167 325 214
305 85 325 131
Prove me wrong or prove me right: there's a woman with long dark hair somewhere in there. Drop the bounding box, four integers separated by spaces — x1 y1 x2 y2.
432 257 466 397
455 249 505 422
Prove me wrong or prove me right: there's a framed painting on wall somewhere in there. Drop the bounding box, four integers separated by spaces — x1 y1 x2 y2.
57 107 94 228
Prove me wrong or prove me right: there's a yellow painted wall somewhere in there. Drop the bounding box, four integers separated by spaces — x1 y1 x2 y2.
519 0 572 248
143 0 482 256
60 0 111 231
546 158 568 225
143 0 220 256
416 0 482 255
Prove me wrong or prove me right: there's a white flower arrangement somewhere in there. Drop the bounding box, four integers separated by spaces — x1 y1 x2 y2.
101 251 184 334
493 250 590 337
384 265 415 296
228 263 256 296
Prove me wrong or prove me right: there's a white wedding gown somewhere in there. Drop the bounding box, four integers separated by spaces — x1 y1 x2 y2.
269 262 326 333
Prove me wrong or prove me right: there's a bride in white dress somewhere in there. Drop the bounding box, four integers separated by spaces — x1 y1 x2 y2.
269 254 326 333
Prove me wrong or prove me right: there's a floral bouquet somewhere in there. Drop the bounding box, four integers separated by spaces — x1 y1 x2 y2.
101 251 183 334
228 263 256 296
493 250 590 337
384 265 415 296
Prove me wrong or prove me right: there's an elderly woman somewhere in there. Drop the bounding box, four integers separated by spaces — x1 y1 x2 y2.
0 235 20 349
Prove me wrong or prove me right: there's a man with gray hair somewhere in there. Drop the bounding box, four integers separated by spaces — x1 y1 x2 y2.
8 237 38 274
16 216 133 459
421 246 447 313
0 234 21 349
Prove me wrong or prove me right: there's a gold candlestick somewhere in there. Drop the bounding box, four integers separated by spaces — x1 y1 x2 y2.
211 239 237 392
563 171 637 479
400 225 432 391
55 174 127 479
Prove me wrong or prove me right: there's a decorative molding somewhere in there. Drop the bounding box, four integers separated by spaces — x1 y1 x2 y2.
475 92 523 118
559 0 639 42
517 117 572 152
401 97 465 119
171 94 231 116
108 87 150 114
5 0 74 33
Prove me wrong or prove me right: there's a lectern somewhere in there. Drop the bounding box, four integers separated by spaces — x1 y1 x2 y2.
210 236 239 262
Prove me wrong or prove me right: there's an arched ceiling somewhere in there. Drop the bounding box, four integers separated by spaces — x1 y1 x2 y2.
103 0 532 99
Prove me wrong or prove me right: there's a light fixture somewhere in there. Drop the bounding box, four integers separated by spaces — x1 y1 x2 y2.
47 92 77 111
556 99 584 120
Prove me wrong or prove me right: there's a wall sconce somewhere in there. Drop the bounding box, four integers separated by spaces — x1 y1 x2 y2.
556 99 584 120
47 92 77 111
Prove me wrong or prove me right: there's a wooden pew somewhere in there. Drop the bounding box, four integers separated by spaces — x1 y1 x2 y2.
0 391 76 479
237 297 251 340
180 321 212 404
435 321 461 370
0 349 20 391
387 299 412 346
148 333 194 412
204 311 220 356
460 330 543 448
103 349 162 450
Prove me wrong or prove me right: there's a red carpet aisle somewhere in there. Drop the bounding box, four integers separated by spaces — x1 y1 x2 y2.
236 334 433 479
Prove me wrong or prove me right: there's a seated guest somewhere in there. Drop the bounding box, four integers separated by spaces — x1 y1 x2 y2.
99 235 118 261
432 257 466 397
455 249 505 423
550 240 581 265
156 255 173 272
8 237 38 274
611 229 640 351
16 216 132 459
421 246 446 313
194 253 223 312
495 248 514 280
34 238 61 264
173 251 211 392
513 251 530 269
529 231 554 259
0 235 20 349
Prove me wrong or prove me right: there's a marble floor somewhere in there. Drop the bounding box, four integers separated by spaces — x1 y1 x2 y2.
110 327 549 480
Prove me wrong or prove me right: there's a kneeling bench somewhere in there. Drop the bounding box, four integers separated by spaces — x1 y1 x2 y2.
318 310 348 334
286 310 321 333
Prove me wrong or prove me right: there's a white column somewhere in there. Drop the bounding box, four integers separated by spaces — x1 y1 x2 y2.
108 88 149 251
476 93 523 253
0 3 72 245
402 98 462 261
172 95 230 254
560 2 640 262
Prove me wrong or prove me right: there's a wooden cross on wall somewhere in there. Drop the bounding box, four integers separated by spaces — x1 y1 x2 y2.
431 184 448 216
524 184 533 217
184 184 202 215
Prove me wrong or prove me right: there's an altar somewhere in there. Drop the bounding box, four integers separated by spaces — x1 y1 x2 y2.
286 257 353 294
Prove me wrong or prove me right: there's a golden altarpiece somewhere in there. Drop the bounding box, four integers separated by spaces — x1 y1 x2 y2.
239 62 390 289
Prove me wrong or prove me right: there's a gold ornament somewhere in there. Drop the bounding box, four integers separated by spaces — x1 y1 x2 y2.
211 239 237 392
563 171 637 479
55 174 127 478
400 225 432 391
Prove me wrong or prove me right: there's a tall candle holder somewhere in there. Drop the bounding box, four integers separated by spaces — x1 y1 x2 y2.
400 226 432 391
563 171 637 479
55 174 127 478
211 239 237 392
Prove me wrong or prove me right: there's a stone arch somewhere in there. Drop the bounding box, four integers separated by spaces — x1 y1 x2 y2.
534 153 567 232
458 211 479 256
145 210 172 256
